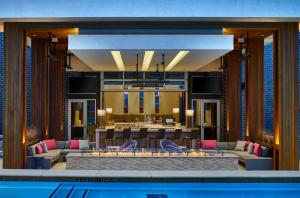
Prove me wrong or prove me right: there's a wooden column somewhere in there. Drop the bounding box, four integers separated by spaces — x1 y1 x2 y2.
274 23 299 170
246 38 264 141
226 50 241 141
3 23 26 169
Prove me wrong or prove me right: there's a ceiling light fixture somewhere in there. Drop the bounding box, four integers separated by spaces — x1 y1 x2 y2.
165 51 189 71
111 51 125 71
142 51 154 71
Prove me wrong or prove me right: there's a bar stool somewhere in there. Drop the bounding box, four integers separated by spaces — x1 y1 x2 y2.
133 128 148 148
114 128 131 145
149 129 165 148
169 129 182 145
156 129 166 148
183 128 200 149
99 129 114 147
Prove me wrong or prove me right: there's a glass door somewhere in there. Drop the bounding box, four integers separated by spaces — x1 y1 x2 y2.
192 99 220 141
68 99 87 140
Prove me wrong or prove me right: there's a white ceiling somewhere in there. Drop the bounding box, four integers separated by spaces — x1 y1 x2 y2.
68 34 233 71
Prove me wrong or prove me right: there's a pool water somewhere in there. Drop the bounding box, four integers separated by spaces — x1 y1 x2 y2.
0 182 299 198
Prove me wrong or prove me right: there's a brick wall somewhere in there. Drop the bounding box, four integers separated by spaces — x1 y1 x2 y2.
0 32 3 135
264 42 274 133
26 47 31 128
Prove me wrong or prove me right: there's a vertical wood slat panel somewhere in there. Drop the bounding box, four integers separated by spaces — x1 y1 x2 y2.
49 50 65 140
226 50 241 141
247 38 264 141
277 23 299 170
31 38 48 141
3 23 26 169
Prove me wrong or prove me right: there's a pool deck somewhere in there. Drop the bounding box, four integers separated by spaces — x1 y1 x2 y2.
0 169 300 182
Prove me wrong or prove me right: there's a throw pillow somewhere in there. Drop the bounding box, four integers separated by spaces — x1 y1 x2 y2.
79 140 89 150
253 143 262 157
35 144 43 154
43 139 57 150
69 140 79 149
39 141 48 153
247 142 255 154
27 146 36 156
234 140 246 151
245 141 251 151
200 140 217 149
261 146 270 157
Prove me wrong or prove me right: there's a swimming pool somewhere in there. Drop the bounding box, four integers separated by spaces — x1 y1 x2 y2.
0 182 299 198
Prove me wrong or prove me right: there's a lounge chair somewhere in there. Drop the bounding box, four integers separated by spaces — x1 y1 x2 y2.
160 139 186 152
109 139 137 151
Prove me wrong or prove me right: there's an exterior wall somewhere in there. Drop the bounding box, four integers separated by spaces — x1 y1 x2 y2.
264 43 274 133
0 32 3 135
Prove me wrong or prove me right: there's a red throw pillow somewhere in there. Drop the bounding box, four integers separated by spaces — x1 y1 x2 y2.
245 141 251 151
36 144 43 154
69 140 79 149
43 139 57 150
199 140 217 149
253 143 262 157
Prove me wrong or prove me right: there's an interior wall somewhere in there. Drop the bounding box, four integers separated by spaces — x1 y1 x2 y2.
103 92 124 113
159 92 180 114
128 92 139 114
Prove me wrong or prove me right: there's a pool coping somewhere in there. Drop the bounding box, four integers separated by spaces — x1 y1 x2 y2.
0 170 300 182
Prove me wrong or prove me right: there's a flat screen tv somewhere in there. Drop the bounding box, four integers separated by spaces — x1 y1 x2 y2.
68 76 97 94
191 76 221 94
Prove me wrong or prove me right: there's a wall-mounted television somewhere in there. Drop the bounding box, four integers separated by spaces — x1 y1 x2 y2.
191 76 221 94
68 76 97 94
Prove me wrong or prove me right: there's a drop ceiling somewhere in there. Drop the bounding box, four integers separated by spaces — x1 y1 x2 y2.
68 34 234 71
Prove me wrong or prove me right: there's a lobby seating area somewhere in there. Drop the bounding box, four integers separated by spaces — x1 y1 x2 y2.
26 138 273 170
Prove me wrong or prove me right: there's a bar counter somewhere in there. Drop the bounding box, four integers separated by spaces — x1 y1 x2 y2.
95 122 194 150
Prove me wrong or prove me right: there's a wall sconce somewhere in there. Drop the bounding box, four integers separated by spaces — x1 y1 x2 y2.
185 109 194 128
97 109 106 128
173 107 180 123
106 108 113 114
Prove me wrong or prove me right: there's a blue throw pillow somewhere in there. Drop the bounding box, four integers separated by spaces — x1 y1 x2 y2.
261 146 269 157
27 146 36 156
39 141 48 153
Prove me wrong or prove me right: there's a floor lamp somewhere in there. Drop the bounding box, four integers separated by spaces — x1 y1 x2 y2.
106 107 112 125
185 109 194 129
173 107 180 123
97 109 106 128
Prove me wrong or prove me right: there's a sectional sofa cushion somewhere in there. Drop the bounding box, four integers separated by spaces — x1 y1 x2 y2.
247 142 255 154
79 140 89 150
36 144 43 154
216 142 228 150
43 139 57 150
235 141 246 151
56 141 67 149
253 143 262 157
39 142 48 153
200 140 216 149
69 140 79 149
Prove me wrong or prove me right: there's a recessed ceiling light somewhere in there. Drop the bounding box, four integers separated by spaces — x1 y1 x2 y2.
142 51 154 71
111 51 125 71
165 51 189 71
